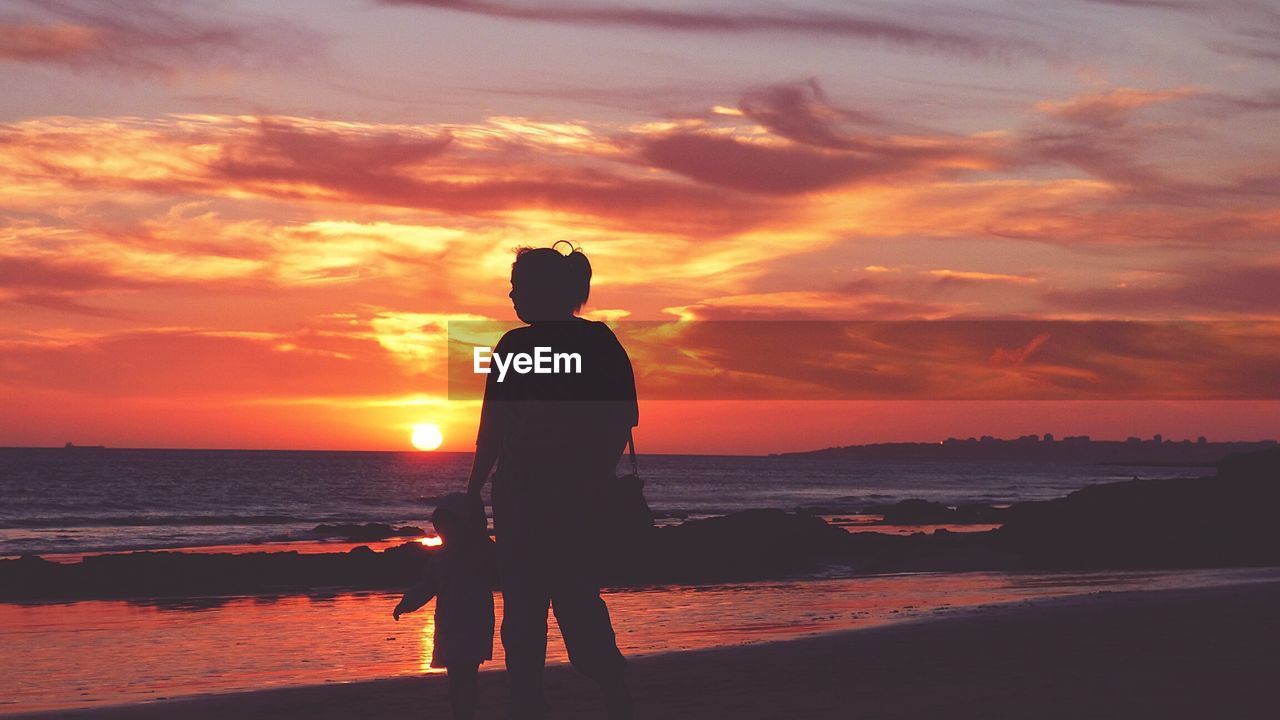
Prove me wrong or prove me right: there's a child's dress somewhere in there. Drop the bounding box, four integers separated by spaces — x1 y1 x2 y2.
399 538 496 668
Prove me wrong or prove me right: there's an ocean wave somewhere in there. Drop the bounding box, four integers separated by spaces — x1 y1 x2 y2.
0 512 433 530
1 514 313 529
0 516 438 557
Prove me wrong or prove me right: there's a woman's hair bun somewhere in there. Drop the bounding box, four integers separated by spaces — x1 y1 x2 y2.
512 242 592 314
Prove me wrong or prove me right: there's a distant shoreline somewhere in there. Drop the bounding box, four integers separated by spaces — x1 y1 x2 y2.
775 435 1278 465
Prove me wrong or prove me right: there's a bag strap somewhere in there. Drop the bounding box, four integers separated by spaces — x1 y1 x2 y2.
627 429 639 477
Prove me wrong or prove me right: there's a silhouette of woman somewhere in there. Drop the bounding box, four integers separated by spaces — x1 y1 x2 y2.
467 243 636 720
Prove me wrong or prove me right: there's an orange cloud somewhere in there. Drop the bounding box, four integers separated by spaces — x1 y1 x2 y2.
0 23 101 62
0 115 790 238
641 130 999 195
0 1 320 76
1042 262 1280 317
928 269 1039 286
1 73 1278 450
1034 87 1198 128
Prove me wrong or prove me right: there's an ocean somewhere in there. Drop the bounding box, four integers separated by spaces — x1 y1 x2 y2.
0 448 1201 557
2 447 1270 715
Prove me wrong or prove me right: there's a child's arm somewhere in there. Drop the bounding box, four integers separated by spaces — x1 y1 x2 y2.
393 561 436 620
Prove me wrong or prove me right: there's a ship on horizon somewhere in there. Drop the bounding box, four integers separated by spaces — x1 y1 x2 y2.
63 442 106 450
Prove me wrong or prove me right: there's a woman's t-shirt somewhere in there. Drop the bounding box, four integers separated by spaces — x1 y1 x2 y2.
475 319 638 478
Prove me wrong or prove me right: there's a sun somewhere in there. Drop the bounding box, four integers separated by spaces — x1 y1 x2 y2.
410 423 444 451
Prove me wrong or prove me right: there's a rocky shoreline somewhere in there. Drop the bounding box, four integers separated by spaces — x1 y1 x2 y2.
4 448 1277 603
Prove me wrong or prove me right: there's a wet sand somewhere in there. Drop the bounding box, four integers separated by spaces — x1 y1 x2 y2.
13 579 1278 720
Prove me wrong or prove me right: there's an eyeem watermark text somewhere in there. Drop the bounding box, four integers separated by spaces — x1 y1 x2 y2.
449 319 1280 400
473 346 582 382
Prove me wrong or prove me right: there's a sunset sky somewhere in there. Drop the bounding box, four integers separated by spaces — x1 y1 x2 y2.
2 0 1278 453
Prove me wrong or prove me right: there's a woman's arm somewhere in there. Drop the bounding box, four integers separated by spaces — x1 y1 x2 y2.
467 440 498 497
603 425 629 472
468 334 507 497
606 328 638 471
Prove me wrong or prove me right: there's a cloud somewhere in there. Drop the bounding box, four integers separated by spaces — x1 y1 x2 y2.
737 79 884 150
641 130 997 195
0 326 421 398
0 115 786 237
1079 0 1280 64
1081 0 1201 10
0 22 100 62
1204 89 1280 114
990 332 1050 365
1011 82 1280 212
202 119 794 236
0 253 163 317
635 80 1005 195
0 79 1275 339
368 310 494 371
575 319 1280 400
7 91 1268 261
0 292 127 318
241 166 775 238
928 269 1039 286
1042 263 1280 316
0 255 149 291
642 133 884 195
1211 36 1280 63
0 0 321 77
380 0 1034 58
1007 87 1280 225
212 119 456 190
1034 87 1197 128
1016 87 1202 193
661 290 951 321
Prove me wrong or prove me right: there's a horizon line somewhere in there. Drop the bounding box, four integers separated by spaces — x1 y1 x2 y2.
5 434 1277 456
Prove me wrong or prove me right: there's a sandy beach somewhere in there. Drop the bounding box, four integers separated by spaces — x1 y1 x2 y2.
13 579 1277 720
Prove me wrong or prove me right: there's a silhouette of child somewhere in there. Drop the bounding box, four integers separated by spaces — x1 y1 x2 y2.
394 492 496 720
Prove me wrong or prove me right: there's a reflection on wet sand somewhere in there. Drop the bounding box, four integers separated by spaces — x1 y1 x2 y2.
1 567 1276 714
